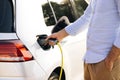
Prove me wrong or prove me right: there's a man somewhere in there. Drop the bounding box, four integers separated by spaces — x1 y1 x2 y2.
47 0 120 80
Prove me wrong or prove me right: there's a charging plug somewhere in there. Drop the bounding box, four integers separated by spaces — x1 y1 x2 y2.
37 34 51 50
37 34 58 50
48 38 59 48
48 38 58 45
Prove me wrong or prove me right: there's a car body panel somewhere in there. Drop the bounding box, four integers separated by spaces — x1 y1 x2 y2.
16 0 87 79
0 0 87 80
61 30 87 80
0 60 46 80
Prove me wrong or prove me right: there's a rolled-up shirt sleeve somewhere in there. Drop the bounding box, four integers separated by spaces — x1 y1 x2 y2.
65 2 92 36
114 0 120 48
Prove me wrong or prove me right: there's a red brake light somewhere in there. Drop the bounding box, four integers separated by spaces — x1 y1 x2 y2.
0 40 33 62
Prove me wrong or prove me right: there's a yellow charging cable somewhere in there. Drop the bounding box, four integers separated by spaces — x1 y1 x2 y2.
57 43 64 80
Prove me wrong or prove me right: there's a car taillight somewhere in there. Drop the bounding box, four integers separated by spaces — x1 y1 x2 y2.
0 40 33 62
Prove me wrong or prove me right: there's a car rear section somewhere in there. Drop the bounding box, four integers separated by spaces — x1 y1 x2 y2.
0 33 46 80
0 0 46 79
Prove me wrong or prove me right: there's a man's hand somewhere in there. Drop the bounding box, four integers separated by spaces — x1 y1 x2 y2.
104 56 114 71
105 45 120 71
46 29 69 46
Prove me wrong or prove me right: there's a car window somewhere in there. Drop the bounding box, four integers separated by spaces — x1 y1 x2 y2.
0 0 14 33
42 0 88 26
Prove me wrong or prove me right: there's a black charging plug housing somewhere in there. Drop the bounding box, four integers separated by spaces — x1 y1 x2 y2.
37 34 58 50
37 34 51 50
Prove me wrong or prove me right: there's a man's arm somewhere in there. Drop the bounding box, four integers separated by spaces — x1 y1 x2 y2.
105 0 120 71
65 1 92 36
114 0 120 48
47 29 69 45
47 1 93 43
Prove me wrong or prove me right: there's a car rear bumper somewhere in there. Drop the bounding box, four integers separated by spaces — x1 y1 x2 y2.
0 60 46 80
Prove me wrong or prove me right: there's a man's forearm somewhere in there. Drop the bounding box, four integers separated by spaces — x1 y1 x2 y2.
57 29 69 41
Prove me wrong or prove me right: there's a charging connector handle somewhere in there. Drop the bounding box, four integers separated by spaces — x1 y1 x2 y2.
48 38 59 46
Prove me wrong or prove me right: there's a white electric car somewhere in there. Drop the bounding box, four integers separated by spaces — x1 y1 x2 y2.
0 0 88 80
